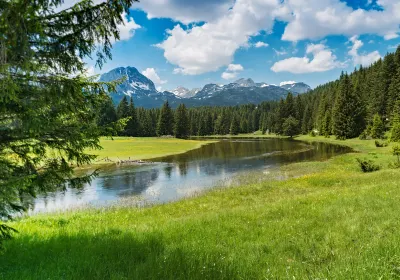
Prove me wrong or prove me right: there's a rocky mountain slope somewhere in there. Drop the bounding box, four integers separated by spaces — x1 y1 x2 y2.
99 67 311 108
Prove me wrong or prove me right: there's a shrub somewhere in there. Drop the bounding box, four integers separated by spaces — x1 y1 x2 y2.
359 130 367 140
309 130 317 137
356 158 381 173
375 140 388 147
390 145 400 169
390 120 400 142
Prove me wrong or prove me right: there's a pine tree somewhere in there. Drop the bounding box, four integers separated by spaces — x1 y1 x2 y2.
157 101 174 136
116 96 130 120
284 92 296 118
97 96 118 134
391 116 400 142
0 0 138 247
125 97 137 136
333 74 365 139
321 110 332 137
371 113 385 139
230 115 240 135
174 104 189 139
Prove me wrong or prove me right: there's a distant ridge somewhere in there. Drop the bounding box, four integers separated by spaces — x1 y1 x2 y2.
99 67 312 108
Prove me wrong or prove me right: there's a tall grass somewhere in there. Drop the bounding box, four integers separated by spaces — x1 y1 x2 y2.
1 137 400 279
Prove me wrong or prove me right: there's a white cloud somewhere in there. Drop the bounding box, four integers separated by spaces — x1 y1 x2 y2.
273 48 288 56
280 81 296 86
136 0 234 24
227 64 244 72
116 13 141 42
282 0 400 41
349 36 381 66
156 0 285 75
222 64 244 80
254 41 269 48
271 43 344 74
142 68 167 85
222 72 239 80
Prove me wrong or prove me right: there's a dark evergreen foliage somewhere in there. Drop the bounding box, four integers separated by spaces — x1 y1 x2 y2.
174 104 189 139
157 101 174 136
0 0 138 247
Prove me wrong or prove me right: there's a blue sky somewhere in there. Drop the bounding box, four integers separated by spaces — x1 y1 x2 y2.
81 0 400 90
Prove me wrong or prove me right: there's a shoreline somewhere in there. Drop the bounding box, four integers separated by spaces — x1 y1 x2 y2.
3 135 399 279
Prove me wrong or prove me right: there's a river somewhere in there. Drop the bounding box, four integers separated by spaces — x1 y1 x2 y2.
29 138 352 213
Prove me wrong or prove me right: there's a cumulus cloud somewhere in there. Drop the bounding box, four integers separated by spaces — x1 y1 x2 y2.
254 41 269 48
222 72 239 80
227 64 244 72
156 0 285 75
114 13 141 42
282 0 400 41
348 36 381 66
142 68 167 85
271 43 344 74
136 0 234 24
222 64 244 80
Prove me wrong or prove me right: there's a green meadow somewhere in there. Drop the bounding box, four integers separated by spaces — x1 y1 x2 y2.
2 136 400 279
89 137 216 164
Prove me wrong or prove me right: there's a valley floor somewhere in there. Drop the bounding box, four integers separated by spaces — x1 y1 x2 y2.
88 137 216 164
2 136 400 279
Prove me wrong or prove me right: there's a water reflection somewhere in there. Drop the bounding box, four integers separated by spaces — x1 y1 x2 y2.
30 139 352 214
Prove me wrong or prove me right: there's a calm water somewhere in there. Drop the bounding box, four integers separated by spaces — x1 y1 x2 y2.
29 138 352 213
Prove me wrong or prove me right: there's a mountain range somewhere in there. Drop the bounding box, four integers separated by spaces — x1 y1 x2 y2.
99 67 312 108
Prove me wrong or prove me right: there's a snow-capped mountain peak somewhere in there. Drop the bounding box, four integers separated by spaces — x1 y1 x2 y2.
234 78 256 87
279 81 311 94
170 87 201 98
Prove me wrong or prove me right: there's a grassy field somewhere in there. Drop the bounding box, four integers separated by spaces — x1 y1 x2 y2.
2 136 400 279
89 137 216 164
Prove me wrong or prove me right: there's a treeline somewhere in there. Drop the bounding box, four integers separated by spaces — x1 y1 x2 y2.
97 46 400 141
96 95 278 138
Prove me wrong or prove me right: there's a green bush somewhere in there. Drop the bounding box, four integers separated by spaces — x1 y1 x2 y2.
356 158 381 173
309 130 317 137
375 140 388 147
359 130 367 140
389 146 400 169
390 120 400 142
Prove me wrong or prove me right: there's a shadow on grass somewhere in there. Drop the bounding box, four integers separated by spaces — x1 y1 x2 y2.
0 230 243 280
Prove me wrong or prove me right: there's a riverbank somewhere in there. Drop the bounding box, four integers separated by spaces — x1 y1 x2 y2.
2 136 400 279
89 137 216 164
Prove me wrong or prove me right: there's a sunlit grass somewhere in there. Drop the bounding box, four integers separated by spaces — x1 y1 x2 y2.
88 137 216 164
2 136 400 279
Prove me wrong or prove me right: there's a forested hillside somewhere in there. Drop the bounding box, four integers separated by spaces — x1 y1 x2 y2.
97 46 400 141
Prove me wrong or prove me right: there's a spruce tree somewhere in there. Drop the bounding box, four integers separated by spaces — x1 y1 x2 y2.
125 97 137 136
117 96 130 120
0 0 138 246
371 113 385 139
391 116 400 142
174 104 189 139
333 74 365 139
321 110 332 137
157 101 174 136
230 115 240 135
284 92 296 118
96 96 118 134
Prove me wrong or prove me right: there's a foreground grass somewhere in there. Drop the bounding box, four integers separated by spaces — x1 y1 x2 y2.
2 137 400 279
89 137 215 164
